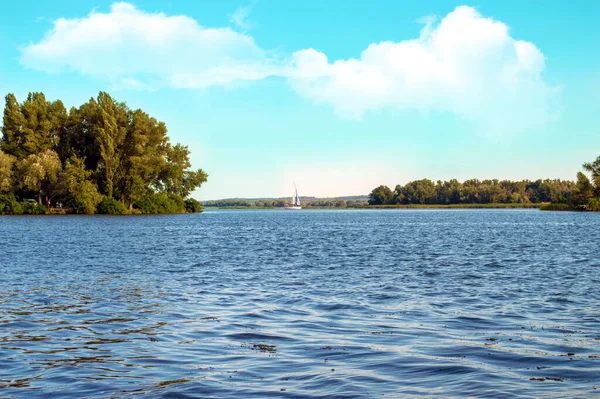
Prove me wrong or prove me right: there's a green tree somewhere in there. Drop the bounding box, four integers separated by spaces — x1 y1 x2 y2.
571 172 594 207
0 150 15 193
184 198 202 213
2 93 67 159
1 90 208 214
403 179 437 204
117 109 168 209
368 185 393 205
17 149 62 205
583 155 600 196
1 94 26 157
95 92 127 198
63 156 102 214
158 143 208 198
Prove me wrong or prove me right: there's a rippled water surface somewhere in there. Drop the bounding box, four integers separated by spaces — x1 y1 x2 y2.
1 209 600 398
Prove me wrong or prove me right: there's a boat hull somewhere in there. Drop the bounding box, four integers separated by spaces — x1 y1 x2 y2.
284 206 302 210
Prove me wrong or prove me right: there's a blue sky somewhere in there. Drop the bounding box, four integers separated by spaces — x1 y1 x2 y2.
1 1 599 200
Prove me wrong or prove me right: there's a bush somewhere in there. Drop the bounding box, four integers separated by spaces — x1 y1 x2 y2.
70 180 102 214
135 193 185 214
97 196 126 215
21 201 47 215
0 194 23 215
587 198 600 212
184 198 202 213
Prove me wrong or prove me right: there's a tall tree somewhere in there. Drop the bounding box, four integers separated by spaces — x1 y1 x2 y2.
63 156 102 214
95 92 127 198
1 94 26 157
117 109 168 208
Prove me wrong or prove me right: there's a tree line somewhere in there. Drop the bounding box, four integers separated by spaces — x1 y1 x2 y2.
202 197 369 208
369 178 575 206
0 92 206 214
543 155 600 211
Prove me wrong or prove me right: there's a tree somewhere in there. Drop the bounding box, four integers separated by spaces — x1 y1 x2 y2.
368 185 393 205
0 91 208 214
95 92 127 198
0 150 15 193
571 172 594 207
63 156 102 214
435 179 462 204
158 143 207 198
583 155 600 196
402 179 437 204
17 149 62 205
2 94 26 157
117 109 168 209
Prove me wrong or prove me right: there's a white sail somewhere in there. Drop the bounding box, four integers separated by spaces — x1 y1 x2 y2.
294 185 301 205
285 184 302 209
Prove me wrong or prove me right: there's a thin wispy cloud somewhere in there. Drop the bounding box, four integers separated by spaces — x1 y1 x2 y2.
20 3 560 133
229 1 256 31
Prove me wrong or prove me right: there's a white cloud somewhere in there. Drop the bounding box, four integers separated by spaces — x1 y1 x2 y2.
21 4 559 133
287 6 559 133
20 2 275 89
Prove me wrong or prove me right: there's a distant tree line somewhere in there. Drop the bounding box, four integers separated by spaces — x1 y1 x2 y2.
368 178 575 206
202 199 288 208
0 92 206 215
543 155 600 211
202 197 369 208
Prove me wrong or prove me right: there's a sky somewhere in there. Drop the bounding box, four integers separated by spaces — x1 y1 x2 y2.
1 1 599 200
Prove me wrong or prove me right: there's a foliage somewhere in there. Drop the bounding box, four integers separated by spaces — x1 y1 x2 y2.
370 178 575 206
63 156 102 214
135 192 185 214
0 194 23 215
570 172 594 206
586 198 600 212
184 198 202 213
1 93 66 158
0 150 15 193
0 91 207 215
368 185 394 205
583 155 600 197
97 196 126 215
16 149 61 205
543 155 600 211
396 179 437 204
0 194 48 215
22 201 47 215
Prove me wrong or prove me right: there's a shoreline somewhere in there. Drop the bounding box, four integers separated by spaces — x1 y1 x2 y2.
203 203 544 210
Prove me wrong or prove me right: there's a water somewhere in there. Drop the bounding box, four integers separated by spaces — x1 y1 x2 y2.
1 209 599 398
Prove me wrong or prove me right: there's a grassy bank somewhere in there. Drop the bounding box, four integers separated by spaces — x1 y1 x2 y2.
539 203 573 211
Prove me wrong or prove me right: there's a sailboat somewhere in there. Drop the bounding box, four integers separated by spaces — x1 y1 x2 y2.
285 184 302 210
